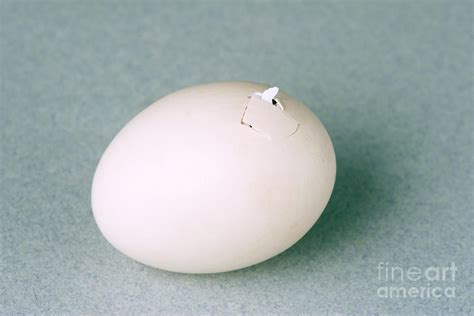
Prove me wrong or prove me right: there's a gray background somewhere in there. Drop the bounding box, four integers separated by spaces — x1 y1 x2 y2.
1 0 472 314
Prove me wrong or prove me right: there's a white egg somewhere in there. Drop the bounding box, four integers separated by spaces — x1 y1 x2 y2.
91 81 336 273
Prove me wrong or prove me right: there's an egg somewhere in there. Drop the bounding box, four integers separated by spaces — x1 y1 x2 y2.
91 81 336 273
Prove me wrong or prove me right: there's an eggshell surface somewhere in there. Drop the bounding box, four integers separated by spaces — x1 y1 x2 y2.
91 81 336 273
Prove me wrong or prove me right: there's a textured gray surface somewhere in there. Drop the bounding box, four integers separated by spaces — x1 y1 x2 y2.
1 1 473 314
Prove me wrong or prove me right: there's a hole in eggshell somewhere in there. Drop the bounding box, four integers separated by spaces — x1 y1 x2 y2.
272 98 284 110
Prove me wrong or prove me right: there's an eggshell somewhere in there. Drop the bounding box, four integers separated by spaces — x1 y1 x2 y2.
91 81 336 273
